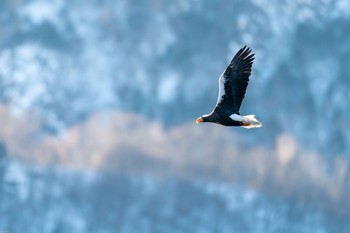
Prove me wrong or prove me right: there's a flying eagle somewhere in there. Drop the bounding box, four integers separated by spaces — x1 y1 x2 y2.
196 46 262 128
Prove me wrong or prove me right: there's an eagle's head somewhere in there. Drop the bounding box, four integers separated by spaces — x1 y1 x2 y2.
196 115 210 124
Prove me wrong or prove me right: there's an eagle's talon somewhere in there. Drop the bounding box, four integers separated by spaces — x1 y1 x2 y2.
242 121 250 126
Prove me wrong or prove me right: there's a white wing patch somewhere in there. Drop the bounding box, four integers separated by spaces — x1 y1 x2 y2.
230 113 244 121
216 71 226 105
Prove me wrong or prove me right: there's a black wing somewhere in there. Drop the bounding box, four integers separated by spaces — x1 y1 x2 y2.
214 46 254 116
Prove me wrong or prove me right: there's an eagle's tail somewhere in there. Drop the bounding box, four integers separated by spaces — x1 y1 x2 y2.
241 114 262 129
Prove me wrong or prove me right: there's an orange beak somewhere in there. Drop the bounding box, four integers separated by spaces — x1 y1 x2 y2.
196 117 203 124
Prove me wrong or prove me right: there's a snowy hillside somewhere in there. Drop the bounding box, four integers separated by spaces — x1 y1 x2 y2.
1 160 349 233
0 0 350 232
0 0 349 156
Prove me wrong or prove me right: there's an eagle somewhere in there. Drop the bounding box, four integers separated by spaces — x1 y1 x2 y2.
196 46 262 128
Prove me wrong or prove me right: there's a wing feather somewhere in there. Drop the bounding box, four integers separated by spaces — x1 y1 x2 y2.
214 46 254 115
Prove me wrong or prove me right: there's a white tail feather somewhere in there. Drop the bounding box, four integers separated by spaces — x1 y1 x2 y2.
241 114 262 129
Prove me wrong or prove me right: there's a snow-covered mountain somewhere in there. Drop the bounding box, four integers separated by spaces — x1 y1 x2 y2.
0 0 349 156
1 159 349 233
0 1 350 232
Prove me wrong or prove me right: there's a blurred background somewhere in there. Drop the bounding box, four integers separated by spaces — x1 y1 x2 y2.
0 0 350 232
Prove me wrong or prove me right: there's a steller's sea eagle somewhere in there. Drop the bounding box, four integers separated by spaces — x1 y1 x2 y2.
196 46 262 128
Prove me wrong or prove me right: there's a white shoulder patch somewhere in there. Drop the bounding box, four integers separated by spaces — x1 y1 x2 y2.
230 114 243 122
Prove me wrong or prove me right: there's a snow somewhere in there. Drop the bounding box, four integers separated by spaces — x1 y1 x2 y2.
21 0 63 25
1 1 350 231
3 162 29 201
2 165 344 232
158 73 179 103
0 0 348 154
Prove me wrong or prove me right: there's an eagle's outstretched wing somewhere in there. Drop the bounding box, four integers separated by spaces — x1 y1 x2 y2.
214 46 254 115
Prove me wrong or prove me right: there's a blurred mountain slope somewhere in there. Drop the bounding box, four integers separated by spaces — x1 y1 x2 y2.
0 105 349 218
1 159 349 233
0 0 349 157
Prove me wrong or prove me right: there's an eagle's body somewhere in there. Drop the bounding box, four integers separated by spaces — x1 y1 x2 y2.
196 46 262 128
